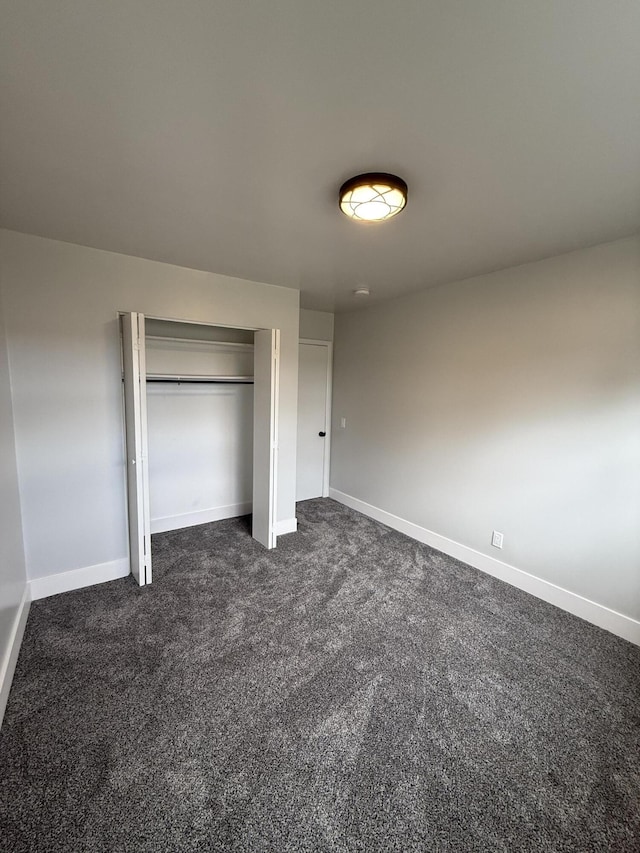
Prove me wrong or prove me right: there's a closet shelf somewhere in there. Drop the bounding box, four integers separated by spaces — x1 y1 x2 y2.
146 335 254 352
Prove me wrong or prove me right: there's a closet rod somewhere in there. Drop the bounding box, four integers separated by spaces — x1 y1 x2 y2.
146 376 254 385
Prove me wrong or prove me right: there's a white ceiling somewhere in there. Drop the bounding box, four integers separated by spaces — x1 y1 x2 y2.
1 1 639 312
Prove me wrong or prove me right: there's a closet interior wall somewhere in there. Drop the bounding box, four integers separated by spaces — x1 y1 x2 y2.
144 319 255 534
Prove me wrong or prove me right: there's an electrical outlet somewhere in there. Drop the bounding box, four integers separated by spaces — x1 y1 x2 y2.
491 530 504 549
340 417 347 429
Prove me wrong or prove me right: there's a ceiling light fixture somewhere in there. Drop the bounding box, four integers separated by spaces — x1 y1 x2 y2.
353 287 370 297
339 173 407 222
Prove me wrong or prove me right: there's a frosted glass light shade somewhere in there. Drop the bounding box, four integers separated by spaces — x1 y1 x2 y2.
339 173 407 221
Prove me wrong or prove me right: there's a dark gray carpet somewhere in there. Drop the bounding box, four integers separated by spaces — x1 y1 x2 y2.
1 499 639 852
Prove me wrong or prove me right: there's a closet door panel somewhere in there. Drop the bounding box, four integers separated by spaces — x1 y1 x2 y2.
122 312 152 585
252 329 279 549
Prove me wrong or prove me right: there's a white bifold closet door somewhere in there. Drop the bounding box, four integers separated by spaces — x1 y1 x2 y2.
122 311 152 586
252 328 280 549
122 314 280 586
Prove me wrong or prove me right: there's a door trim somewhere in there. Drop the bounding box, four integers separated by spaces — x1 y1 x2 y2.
299 339 333 498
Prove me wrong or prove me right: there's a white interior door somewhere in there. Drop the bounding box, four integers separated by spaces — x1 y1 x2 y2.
296 342 330 501
252 328 279 548
122 312 152 585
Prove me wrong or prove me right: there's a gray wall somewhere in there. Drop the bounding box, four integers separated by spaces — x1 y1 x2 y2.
0 280 27 717
331 236 640 621
300 309 334 341
0 229 299 582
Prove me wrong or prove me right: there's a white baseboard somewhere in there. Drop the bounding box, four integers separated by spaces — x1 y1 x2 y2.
0 585 31 728
29 558 130 601
27 513 298 602
276 517 298 536
329 488 640 646
151 502 252 534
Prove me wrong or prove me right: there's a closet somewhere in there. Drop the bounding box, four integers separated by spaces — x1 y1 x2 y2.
121 312 279 586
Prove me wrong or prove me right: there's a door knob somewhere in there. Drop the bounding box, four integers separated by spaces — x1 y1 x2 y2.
318 431 326 437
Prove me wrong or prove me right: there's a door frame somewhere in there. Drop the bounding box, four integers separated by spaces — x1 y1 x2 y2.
120 310 282 584
299 338 333 498
144 317 280 552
